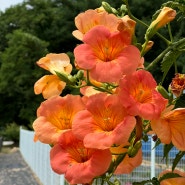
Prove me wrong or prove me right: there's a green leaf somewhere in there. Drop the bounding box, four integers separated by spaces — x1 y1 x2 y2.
153 138 161 149
174 94 185 108
163 143 174 164
133 180 151 185
161 51 180 83
159 172 182 182
172 151 185 171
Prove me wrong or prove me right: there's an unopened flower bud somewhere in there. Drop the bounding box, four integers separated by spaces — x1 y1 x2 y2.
156 84 169 99
128 140 142 157
68 75 76 83
120 4 127 15
146 7 176 39
102 2 118 14
142 41 154 55
102 2 113 13
76 70 84 80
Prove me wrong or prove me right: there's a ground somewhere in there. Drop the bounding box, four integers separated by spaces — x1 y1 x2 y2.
0 146 42 185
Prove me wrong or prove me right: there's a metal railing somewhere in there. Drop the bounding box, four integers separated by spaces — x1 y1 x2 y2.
19 128 185 185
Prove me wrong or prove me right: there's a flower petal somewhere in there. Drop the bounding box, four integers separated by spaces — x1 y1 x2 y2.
34 75 66 99
33 95 85 144
50 131 112 184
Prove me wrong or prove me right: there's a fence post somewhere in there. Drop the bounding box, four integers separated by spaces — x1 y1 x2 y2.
150 136 155 179
60 175 65 185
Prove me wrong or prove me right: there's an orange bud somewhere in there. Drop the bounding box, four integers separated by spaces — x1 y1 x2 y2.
146 7 176 39
117 15 136 37
142 40 154 55
151 7 176 29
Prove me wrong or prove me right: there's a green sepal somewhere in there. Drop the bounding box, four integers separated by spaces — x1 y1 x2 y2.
159 172 182 182
172 151 185 171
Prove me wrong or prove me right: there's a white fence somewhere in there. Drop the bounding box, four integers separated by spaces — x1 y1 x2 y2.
19 128 185 185
19 128 65 185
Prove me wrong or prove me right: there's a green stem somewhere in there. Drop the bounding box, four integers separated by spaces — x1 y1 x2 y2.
168 23 173 42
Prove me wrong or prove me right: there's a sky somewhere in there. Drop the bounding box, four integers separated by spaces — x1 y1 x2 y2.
0 0 24 12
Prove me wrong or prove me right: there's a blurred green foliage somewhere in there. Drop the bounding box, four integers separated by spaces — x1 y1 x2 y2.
0 123 20 143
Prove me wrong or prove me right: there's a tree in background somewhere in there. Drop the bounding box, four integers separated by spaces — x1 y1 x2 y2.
0 30 48 127
0 0 184 129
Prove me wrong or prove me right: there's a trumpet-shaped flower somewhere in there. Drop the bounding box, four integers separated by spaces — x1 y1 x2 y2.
151 107 185 151
36 53 72 75
159 169 185 185
33 95 85 144
72 93 136 150
74 25 141 83
50 131 112 184
34 75 66 99
72 9 135 41
118 70 167 120
34 53 72 99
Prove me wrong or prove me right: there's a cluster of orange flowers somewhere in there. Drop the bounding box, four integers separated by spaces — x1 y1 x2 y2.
33 3 185 185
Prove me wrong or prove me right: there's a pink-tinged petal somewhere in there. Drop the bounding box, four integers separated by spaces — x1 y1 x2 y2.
83 116 136 149
74 44 97 69
114 149 142 174
73 93 136 149
72 110 95 140
118 70 167 120
90 61 123 82
50 131 112 184
33 117 64 144
65 149 111 184
34 75 66 99
33 95 85 144
74 25 141 83
117 45 141 75
50 134 71 174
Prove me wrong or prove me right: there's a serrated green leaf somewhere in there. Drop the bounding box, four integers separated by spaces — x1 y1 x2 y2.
159 172 182 182
172 151 185 171
161 51 179 83
174 94 185 108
